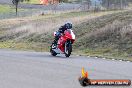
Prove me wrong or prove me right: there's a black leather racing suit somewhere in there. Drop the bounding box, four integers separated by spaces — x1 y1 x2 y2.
54 25 67 44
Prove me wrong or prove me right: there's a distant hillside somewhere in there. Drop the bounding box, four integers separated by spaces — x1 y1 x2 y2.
73 11 132 61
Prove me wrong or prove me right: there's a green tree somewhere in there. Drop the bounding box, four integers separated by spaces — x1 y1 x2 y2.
101 0 129 10
12 0 20 15
12 0 30 15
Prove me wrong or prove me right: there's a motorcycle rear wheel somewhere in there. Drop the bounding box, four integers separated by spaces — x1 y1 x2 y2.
50 44 57 56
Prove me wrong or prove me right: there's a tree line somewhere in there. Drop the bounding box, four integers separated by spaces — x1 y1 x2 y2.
12 0 132 15
101 0 132 10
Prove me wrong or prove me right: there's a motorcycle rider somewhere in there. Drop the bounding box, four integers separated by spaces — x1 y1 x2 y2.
53 22 72 46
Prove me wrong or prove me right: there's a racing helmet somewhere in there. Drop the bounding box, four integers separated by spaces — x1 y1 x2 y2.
65 22 72 29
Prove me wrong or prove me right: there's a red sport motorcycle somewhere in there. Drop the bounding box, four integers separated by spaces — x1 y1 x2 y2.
50 29 75 57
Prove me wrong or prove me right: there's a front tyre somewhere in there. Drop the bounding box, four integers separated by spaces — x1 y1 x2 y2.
65 41 72 57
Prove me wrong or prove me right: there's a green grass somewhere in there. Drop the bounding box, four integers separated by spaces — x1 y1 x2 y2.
0 41 50 52
0 10 132 61
79 48 132 61
0 5 14 13
23 0 40 4
0 5 28 13
73 10 132 61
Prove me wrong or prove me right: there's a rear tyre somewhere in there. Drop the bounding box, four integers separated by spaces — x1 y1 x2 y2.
50 44 57 56
65 42 72 57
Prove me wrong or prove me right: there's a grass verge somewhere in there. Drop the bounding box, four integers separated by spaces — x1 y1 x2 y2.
0 5 27 13
22 0 40 4
0 41 49 52
0 10 132 61
73 11 132 61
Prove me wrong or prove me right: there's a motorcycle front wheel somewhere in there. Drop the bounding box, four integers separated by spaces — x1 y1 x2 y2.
65 41 72 57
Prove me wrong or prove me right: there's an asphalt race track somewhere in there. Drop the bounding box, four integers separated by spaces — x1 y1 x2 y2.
0 49 132 88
